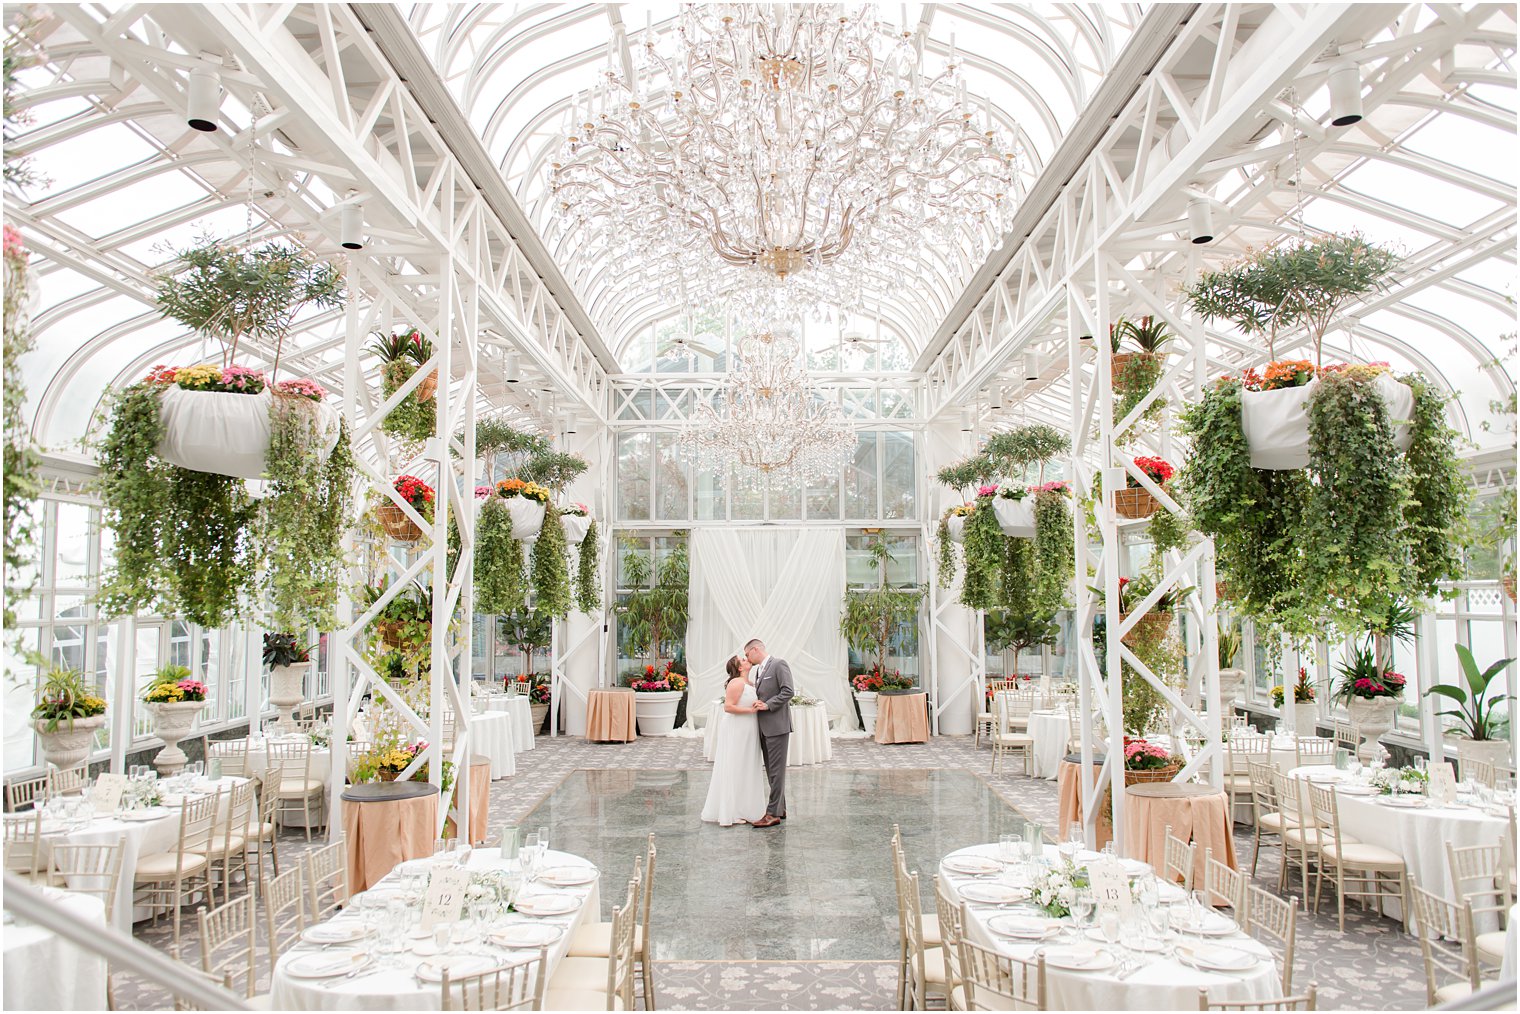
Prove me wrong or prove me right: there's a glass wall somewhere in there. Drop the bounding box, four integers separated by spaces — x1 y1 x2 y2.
843 532 923 684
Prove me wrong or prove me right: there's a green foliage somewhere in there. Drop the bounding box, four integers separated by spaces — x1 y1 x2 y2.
1217 615 1242 669
1114 316 1174 355
936 458 987 498
97 386 169 618
497 609 552 677
617 538 689 669
474 500 526 616
3 226 39 630
262 633 312 668
379 360 436 443
575 519 601 613
1402 374 1471 596
470 419 548 484
960 501 1005 611
529 509 572 619
1147 507 1189 564
985 608 1057 676
1114 353 1166 432
3 17 45 189
520 451 588 493
840 533 924 676
263 401 358 631
30 667 106 731
366 328 431 365
1184 234 1399 362
983 425 1069 481
934 512 959 589
154 236 345 364
1122 626 1184 736
1426 645 1514 742
1032 491 1074 616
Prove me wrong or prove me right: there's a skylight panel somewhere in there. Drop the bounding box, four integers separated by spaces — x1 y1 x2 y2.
22 122 159 198
51 170 209 240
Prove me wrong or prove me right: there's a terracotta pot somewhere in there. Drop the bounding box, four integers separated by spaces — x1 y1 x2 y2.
1112 352 1163 395
33 714 106 770
414 369 438 402
376 502 424 542
1113 485 1162 520
149 700 207 775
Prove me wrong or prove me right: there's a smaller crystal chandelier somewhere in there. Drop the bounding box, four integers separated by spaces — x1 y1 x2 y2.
681 331 855 484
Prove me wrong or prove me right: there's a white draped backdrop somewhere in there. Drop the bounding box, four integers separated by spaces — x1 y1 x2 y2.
686 527 855 730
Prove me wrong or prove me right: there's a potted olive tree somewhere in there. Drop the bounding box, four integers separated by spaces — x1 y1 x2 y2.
30 667 107 770
841 533 924 730
616 538 689 734
1426 646 1514 770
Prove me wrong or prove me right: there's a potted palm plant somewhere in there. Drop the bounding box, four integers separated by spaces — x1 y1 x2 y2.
841 533 924 727
1216 615 1246 706
263 633 312 730
30 667 107 770
142 664 209 774
1426 646 1514 770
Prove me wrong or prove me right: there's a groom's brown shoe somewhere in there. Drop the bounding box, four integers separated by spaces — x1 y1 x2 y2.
752 815 782 828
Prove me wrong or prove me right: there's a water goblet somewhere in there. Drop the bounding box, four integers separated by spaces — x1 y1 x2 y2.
1071 889 1095 932
999 834 1021 864
1414 755 1428 775
1099 910 1122 946
537 826 550 854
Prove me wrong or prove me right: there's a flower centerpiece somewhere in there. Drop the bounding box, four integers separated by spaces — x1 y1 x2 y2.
122 779 164 811
1114 456 1173 520
263 632 312 730
377 474 434 542
142 664 208 775
1028 859 1090 919
1122 736 1180 785
1369 765 1429 796
366 740 426 782
30 667 107 770
463 868 520 911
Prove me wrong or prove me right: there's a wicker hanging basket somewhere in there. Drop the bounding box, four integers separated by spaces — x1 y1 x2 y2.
1504 573 1516 603
376 503 424 543
1111 352 1162 395
1120 610 1173 645
1113 485 1162 520
1124 761 1182 785
414 369 438 402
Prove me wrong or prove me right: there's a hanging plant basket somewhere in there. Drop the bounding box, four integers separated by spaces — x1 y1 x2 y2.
1120 611 1173 645
1503 573 1516 603
375 620 429 652
155 386 340 480
1124 761 1181 785
414 368 438 403
993 498 1037 538
1241 374 1413 471
376 503 424 543
1112 352 1163 395
1113 486 1162 520
561 514 591 546
505 498 546 541
946 515 968 544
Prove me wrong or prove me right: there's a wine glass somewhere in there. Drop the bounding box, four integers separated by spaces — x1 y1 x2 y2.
1070 889 1095 933
1065 822 1084 855
1414 755 1428 775
999 834 1021 864
537 826 550 856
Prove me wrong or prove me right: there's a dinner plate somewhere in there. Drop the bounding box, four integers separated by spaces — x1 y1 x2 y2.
1117 858 1151 878
538 866 598 887
1379 795 1427 808
415 954 504 983
1080 927 1165 952
1304 771 1343 784
1336 784 1378 796
117 809 169 822
283 949 368 979
302 921 368 944
959 882 1028 905
987 913 1059 940
943 854 1003 876
513 893 581 917
1175 942 1258 971
1038 945 1117 971
1171 909 1238 936
491 923 564 948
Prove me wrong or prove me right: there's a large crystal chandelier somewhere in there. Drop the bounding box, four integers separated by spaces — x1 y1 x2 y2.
681 331 855 483
551 4 1019 321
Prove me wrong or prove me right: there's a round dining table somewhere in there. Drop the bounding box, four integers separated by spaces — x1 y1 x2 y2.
940 843 1282 1010
476 693 536 752
2 885 109 1010
703 699 833 765
1028 710 1072 779
271 847 601 1010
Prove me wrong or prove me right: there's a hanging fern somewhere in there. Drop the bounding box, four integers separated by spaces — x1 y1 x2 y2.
530 508 573 618
475 499 526 615
575 519 601 613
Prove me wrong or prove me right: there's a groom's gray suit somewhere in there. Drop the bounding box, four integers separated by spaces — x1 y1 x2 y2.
752 655 795 819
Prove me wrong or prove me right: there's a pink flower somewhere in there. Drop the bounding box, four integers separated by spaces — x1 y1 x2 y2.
3 224 25 260
274 378 326 402
977 484 999 497
474 485 493 499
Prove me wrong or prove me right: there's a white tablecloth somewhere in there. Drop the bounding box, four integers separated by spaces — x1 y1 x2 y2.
36 775 251 932
941 844 1281 1010
1230 734 1332 772
1029 711 1072 779
271 848 599 1010
704 700 832 766
1502 904 1517 980
2 886 109 1011
470 711 517 779
477 695 536 751
246 736 334 782
1287 766 1508 924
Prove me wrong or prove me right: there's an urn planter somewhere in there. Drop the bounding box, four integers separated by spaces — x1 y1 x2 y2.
1345 697 1397 762
1216 668 1247 709
531 702 550 735
148 700 207 775
1293 702 1320 738
269 663 309 731
1454 737 1510 773
855 691 880 736
33 714 106 771
633 691 681 736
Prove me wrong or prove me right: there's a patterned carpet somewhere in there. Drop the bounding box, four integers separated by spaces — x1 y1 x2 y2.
109 733 1440 1010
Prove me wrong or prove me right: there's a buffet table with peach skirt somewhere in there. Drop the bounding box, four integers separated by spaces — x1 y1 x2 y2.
584 688 638 742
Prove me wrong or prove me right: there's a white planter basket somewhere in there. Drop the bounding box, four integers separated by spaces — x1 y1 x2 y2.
33 714 105 770
1454 737 1510 772
505 498 546 541
561 514 592 546
1241 374 1413 471
993 498 1037 538
633 691 682 736
946 516 967 544
855 691 879 737
155 386 340 479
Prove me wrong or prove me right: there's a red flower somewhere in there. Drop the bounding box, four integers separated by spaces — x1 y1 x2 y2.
1130 456 1174 487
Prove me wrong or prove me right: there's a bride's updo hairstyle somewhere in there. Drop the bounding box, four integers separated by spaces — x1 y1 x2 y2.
724 655 744 684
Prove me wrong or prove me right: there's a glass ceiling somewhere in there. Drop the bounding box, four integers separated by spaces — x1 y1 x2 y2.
2 3 1515 456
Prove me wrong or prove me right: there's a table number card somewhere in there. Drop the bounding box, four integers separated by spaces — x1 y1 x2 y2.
1430 761 1457 803
1086 860 1133 919
419 867 471 930
90 773 128 813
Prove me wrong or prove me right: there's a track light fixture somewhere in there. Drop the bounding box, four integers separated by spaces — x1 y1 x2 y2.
562 412 578 435
504 351 521 383
1328 63 1364 127
1023 351 1040 382
339 202 365 251
1186 198 1215 244
959 408 973 432
186 66 222 132
990 386 1004 410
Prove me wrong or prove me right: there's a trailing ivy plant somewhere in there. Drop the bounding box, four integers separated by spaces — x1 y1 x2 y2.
96 385 176 620
1032 490 1074 616
474 499 526 615
1402 374 1471 597
370 329 436 443
934 512 959 590
263 397 357 631
575 519 601 613
3 225 39 631
960 496 1005 611
160 467 261 628
529 508 573 618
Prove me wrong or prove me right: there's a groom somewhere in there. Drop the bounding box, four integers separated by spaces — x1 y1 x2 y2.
745 638 793 828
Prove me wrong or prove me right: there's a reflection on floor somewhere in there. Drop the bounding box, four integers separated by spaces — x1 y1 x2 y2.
111 733 1435 1010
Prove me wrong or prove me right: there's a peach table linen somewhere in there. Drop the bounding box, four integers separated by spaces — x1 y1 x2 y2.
1124 782 1237 887
342 784 438 894
468 756 490 844
585 687 638 742
1056 758 1114 849
875 692 930 744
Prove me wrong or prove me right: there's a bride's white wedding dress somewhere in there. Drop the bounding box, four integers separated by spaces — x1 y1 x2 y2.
701 681 769 826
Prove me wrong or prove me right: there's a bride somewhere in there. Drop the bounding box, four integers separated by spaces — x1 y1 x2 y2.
700 654 769 826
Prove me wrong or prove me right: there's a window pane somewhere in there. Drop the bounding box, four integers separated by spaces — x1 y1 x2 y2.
806 475 840 520
694 459 727 521
881 431 916 519
54 502 93 586
617 433 651 521
845 432 879 520
732 476 763 521
768 477 802 520
654 433 689 521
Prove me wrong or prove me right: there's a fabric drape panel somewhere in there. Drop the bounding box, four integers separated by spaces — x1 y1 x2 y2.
688 528 854 729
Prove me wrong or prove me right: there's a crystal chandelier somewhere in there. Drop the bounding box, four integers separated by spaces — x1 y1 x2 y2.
681 331 856 483
551 4 1020 320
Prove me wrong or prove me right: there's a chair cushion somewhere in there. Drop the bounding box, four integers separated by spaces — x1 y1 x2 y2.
1476 931 1505 966
1283 827 1356 847
992 734 1033 746
922 914 943 947
135 852 209 879
1256 812 1297 832
544 988 620 1011
277 780 325 796
244 821 275 840
1435 982 1475 1004
1320 841 1404 867
566 921 645 958
189 835 247 857
549 956 610 991
920 945 950 988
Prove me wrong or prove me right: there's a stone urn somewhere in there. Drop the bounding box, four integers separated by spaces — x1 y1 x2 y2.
1455 737 1511 773
269 662 309 731
148 700 207 774
1216 668 1247 709
1346 696 1397 762
632 691 682 736
855 691 879 736
1293 702 1319 738
33 714 106 771
530 702 550 735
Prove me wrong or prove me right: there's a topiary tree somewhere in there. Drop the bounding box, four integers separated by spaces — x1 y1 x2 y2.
983 424 1069 484
840 533 924 679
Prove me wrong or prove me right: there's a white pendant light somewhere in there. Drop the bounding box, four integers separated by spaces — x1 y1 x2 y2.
562 411 578 435
990 385 1004 410
339 203 365 251
1328 63 1364 127
504 351 521 384
1023 351 1040 382
1186 198 1215 244
186 66 222 132
959 408 973 432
